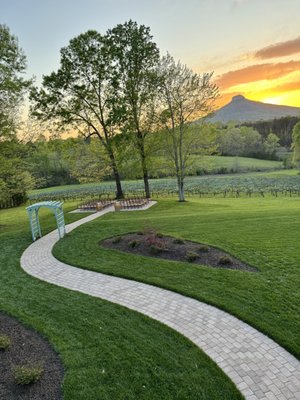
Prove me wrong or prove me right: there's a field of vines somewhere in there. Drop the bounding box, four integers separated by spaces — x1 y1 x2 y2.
28 171 300 203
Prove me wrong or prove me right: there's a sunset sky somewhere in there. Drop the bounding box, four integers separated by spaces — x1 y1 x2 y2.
1 0 300 108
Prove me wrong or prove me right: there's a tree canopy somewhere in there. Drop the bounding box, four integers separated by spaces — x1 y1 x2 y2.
0 24 31 139
106 20 161 198
158 54 219 201
0 25 33 207
30 29 125 197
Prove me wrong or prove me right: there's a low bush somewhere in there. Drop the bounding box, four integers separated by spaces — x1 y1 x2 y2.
0 334 11 350
150 243 167 254
128 240 139 248
112 236 122 244
198 245 209 253
218 255 233 265
13 364 43 385
186 251 198 262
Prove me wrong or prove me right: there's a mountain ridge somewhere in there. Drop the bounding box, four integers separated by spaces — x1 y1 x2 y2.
208 95 300 123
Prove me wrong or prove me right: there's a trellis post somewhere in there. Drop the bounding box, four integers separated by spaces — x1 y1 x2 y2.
26 201 66 241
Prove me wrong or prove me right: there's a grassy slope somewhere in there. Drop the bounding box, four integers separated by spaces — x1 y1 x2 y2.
54 197 300 358
174 155 282 173
200 155 282 169
0 204 243 400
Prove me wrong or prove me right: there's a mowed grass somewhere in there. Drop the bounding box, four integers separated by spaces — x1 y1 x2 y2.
54 197 300 358
199 155 282 171
0 204 243 399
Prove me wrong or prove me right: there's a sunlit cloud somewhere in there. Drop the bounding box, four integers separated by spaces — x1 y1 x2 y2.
215 68 300 107
252 90 300 107
217 87 300 108
262 91 300 107
216 60 300 89
268 78 300 93
222 68 299 91
254 37 300 59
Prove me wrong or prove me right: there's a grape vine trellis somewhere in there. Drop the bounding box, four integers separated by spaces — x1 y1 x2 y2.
28 174 300 202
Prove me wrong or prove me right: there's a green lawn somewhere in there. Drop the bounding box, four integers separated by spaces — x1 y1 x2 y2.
199 155 282 171
0 204 243 399
54 197 300 359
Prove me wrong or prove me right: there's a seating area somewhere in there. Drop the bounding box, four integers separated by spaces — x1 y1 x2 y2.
78 199 114 211
118 197 149 210
78 198 149 212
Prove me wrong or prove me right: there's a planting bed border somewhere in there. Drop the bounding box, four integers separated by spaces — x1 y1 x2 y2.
101 232 257 272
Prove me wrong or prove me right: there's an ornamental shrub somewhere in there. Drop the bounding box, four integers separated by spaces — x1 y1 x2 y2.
13 365 43 385
0 334 11 350
186 251 198 262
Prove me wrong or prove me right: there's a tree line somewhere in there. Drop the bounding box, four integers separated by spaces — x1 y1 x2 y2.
0 120 286 208
242 116 300 148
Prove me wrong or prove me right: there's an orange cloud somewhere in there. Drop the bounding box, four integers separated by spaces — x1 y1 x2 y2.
216 60 300 89
254 37 300 59
269 79 300 93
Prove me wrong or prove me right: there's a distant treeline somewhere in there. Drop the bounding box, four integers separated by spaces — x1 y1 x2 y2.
241 116 300 148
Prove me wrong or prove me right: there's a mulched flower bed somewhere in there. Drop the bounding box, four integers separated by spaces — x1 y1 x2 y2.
0 312 63 400
101 231 257 272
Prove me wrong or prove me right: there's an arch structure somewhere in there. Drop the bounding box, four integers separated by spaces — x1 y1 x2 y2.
26 201 66 241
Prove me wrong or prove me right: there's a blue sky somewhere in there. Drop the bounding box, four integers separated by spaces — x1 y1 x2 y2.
2 0 300 106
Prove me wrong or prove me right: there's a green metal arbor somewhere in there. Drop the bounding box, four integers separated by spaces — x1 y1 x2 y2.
26 201 66 241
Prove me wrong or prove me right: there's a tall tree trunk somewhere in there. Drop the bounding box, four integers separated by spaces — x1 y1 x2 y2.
141 152 150 198
137 133 151 198
108 150 124 199
112 166 124 199
176 174 185 202
177 125 185 202
172 135 185 202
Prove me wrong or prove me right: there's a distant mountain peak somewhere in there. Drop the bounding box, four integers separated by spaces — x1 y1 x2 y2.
208 95 300 123
231 95 246 102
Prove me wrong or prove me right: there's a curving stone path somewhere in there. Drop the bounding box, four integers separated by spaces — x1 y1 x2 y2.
20 206 300 400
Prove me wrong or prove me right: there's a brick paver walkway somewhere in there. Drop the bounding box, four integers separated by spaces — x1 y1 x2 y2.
20 206 300 400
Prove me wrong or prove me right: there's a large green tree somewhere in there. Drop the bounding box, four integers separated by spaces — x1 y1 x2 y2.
68 138 111 184
30 30 125 198
0 24 31 138
107 20 160 198
0 140 35 207
158 54 218 201
263 132 280 159
26 138 80 188
217 125 263 157
0 25 33 208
